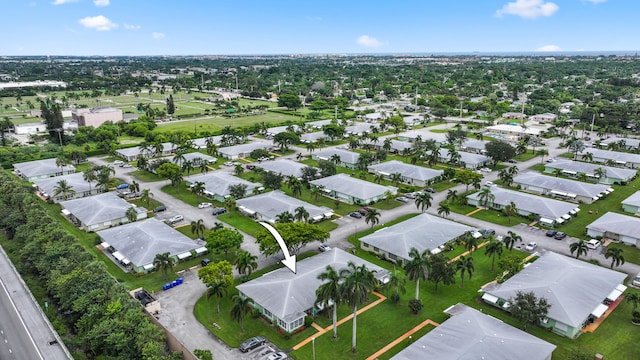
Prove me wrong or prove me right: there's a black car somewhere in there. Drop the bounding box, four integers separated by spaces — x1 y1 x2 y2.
545 230 557 237
201 258 211 267
153 205 167 213
425 188 436 193
211 207 227 215
239 336 266 353
349 211 363 219
554 232 567 240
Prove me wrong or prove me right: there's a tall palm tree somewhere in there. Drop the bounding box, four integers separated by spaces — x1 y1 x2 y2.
463 233 478 255
605 247 625 269
206 281 227 313
234 163 244 176
140 189 154 208
455 255 474 288
130 180 140 193
153 252 175 279
437 204 451 217
385 266 407 303
477 187 495 208
340 262 377 353
294 206 309 222
390 172 403 186
83 168 97 194
316 265 342 339
594 167 607 182
404 247 430 301
484 240 504 271
538 148 549 164
290 178 303 198
415 192 432 213
330 154 341 165
55 155 68 175
230 295 254 333
234 250 258 277
374 173 385 184
182 160 194 177
190 219 206 239
191 181 206 203
569 240 589 259
446 189 458 204
125 206 138 223
276 211 294 223
364 208 380 229
53 179 76 200
503 201 517 224
503 230 522 251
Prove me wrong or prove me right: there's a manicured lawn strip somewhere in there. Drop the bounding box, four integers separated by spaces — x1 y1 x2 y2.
447 200 530 227
374 323 437 360
607 242 640 266
130 170 167 182
161 182 209 207
128 197 164 211
316 221 339 233
514 151 538 161
217 212 264 238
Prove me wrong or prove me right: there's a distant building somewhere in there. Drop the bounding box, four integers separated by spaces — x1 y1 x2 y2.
13 158 75 181
529 113 557 123
72 107 123 127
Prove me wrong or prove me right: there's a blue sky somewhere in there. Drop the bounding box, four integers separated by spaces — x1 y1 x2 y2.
1 0 637 56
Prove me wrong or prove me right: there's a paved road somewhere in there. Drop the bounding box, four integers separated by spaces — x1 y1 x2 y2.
0 247 71 360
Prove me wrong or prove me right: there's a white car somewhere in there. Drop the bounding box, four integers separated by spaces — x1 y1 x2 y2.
318 244 332 252
525 242 538 251
265 352 288 360
484 181 495 187
168 215 184 224
198 202 212 209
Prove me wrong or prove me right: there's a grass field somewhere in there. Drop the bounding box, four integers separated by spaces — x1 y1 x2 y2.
152 111 301 134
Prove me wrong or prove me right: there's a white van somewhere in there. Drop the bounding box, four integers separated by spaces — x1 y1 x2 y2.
586 239 601 250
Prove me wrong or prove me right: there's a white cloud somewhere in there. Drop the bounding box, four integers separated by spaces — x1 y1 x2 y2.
52 0 79 5
94 0 110 6
536 44 562 51
584 0 606 3
78 15 118 31
124 24 141 30
495 0 559 19
152 32 166 40
356 35 382 48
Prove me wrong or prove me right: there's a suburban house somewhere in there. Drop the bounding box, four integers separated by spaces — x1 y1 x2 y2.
311 149 361 169
467 187 578 227
482 252 627 338
309 173 397 205
390 303 556 360
368 160 443 187
345 122 379 136
529 113 557 123
33 172 102 203
384 139 413 154
185 172 262 202
437 148 492 169
599 137 640 151
60 192 147 232
236 248 389 333
305 119 333 129
191 136 223 149
459 139 488 154
501 112 527 120
115 142 177 161
398 129 448 146
360 214 474 264
236 190 333 223
266 125 301 136
586 212 640 247
168 152 217 166
97 218 204 273
513 172 612 204
300 131 327 143
577 148 640 169
13 158 76 181
217 142 272 160
543 159 636 185
622 191 640 215
485 124 541 141
72 107 123 127
255 159 315 179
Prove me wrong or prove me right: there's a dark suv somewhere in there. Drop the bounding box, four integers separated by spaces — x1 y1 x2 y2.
239 336 266 352
211 207 227 215
554 232 567 240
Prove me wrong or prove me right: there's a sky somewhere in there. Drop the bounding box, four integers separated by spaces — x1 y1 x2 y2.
1 0 638 56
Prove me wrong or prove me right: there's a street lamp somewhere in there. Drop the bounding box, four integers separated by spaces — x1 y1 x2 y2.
312 337 315 360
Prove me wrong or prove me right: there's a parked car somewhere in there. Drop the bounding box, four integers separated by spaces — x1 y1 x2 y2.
246 164 255 170
425 188 436 193
554 232 567 240
632 272 640 287
116 183 129 190
201 258 211 267
211 207 227 215
239 336 266 353
265 352 288 360
396 196 410 203
357 207 372 215
479 229 496 238
198 202 212 209
168 215 184 224
484 181 495 187
525 242 538 251
404 192 417 199
586 239 601 250
349 211 363 219
153 205 167 213
545 230 557 237
507 159 517 164
318 244 332 252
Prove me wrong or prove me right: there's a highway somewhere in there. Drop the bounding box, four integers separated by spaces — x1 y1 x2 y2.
0 276 43 360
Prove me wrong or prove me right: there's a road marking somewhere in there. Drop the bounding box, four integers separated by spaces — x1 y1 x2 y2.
0 277 44 360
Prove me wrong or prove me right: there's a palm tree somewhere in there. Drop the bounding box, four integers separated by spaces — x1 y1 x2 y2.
582 152 594 163
173 152 186 166
130 180 140 193
234 250 258 277
538 148 549 164
230 295 254 333
605 247 625 269
455 255 474 288
234 164 244 176
153 252 175 279
437 204 450 217
316 265 342 339
225 197 236 218
330 154 341 165
190 219 206 239
53 179 76 200
140 189 154 208
404 247 430 301
415 192 432 213
182 160 194 176
276 211 294 223
374 173 385 184
290 178 303 198
125 206 138 223
569 240 589 259
503 201 517 224
206 281 227 313
484 240 504 271
364 208 380 229
390 172 403 186
55 155 68 175
385 266 407 304
504 230 522 251
191 181 206 203
446 189 458 204
339 262 377 353
553 168 563 177
477 187 495 208
306 142 316 153
294 206 309 222
83 168 97 194
199 161 209 174
463 233 479 255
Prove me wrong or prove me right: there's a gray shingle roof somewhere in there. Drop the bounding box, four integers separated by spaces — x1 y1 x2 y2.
389 140 413 152
546 160 636 180
13 158 75 178
390 304 556 360
514 172 610 198
218 142 271 157
579 147 640 164
186 172 261 197
360 214 474 261
33 172 98 198
236 190 332 222
600 137 640 148
401 129 448 143
60 192 144 226
313 149 360 165
368 160 443 182
97 218 199 267
191 136 223 149
485 252 626 328
586 211 640 239
467 187 576 220
300 132 327 142
310 174 396 200
237 249 389 321
622 191 640 208
256 159 313 178
438 148 491 166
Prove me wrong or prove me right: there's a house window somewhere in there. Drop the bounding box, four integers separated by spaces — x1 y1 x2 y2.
291 317 304 330
373 247 379 252
278 318 286 329
264 308 273 319
362 243 369 248
389 253 397 260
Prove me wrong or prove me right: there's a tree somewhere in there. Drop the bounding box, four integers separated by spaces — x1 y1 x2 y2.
199 260 234 313
294 206 309 222
390 172 403 186
463 233 479 255
385 266 407 304
415 192 432 213
140 189 154 208
191 181 206 203
594 167 607 181
277 93 302 111
157 163 182 185
437 203 451 217
504 230 522 251
234 250 258 278
605 247 625 269
477 187 495 208
53 179 76 200
83 168 97 194
455 255 474 288
290 178 303 198
508 291 551 330
256 222 329 257
339 262 377 353
230 295 254 333
173 152 186 167
428 253 456 292
627 293 640 324
273 132 299 151
485 140 516 168
300 166 318 183
322 124 345 142
229 183 248 199
316 265 342 339
503 201 518 223
153 252 175 279
205 228 243 259
276 211 294 223
364 208 380 229
318 159 337 177
484 240 504 271
262 172 283 190
446 189 459 204
166 94 175 115
125 206 138 223
190 219 206 239
569 240 589 259
404 248 430 301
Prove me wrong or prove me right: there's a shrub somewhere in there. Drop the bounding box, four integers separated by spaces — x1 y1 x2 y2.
408 298 423 314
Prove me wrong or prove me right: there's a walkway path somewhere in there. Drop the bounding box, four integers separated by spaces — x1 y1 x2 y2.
365 319 440 360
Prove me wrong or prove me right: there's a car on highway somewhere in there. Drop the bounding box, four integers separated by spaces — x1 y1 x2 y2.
211 207 227 215
525 242 538 251
349 211 363 219
553 232 567 240
545 230 557 237
198 202 212 209
318 244 332 252
396 196 410 203
239 336 266 353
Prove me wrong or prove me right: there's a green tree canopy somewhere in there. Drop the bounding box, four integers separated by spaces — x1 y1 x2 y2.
255 222 329 257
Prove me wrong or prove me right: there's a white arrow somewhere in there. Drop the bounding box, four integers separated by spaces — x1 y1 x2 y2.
259 222 297 274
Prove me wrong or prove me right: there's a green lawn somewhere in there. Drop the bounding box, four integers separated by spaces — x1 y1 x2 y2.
128 197 164 211
161 182 206 207
152 111 301 134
